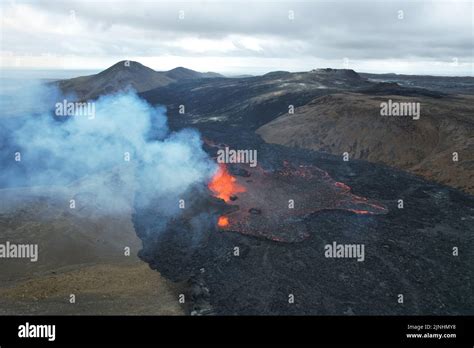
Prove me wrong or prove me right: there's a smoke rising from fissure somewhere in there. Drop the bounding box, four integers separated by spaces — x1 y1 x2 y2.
0 81 217 218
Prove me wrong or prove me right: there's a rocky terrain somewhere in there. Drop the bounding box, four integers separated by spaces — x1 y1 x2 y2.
138 65 474 194
140 67 374 128
134 65 473 315
10 61 471 315
361 73 474 95
134 131 474 315
257 93 474 194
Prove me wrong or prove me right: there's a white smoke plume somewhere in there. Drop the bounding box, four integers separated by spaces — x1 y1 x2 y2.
0 81 217 217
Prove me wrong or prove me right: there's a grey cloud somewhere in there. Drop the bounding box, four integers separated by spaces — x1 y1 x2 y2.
2 0 472 73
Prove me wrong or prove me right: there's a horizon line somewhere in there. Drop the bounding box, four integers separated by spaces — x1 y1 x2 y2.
1 66 473 79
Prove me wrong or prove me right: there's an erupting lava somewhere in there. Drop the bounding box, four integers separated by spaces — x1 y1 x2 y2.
206 152 387 241
208 163 246 202
217 216 229 227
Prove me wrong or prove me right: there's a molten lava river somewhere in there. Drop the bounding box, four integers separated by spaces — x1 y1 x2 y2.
208 161 387 242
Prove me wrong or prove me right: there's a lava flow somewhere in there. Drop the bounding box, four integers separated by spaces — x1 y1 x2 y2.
208 163 246 202
217 215 229 227
207 159 388 243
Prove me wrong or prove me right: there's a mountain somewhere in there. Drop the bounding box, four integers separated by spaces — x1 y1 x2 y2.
164 67 224 80
140 68 372 128
56 61 172 100
256 92 474 194
55 61 222 100
54 62 474 194
138 67 474 194
311 68 363 80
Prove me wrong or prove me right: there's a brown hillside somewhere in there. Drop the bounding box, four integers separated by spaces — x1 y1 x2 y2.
257 93 474 194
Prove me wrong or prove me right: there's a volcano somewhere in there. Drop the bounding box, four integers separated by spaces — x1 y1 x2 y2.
54 61 223 100
45 61 474 316
208 160 387 242
134 132 473 316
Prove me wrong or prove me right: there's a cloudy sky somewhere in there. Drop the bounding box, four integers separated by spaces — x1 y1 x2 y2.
0 0 472 75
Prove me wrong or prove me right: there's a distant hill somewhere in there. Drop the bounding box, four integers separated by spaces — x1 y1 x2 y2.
361 72 474 94
55 61 222 100
140 67 373 128
164 67 223 80
311 68 363 80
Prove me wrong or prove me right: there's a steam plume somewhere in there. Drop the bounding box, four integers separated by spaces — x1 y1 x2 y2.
0 81 217 219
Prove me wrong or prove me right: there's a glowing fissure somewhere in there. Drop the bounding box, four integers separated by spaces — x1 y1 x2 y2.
208 163 246 202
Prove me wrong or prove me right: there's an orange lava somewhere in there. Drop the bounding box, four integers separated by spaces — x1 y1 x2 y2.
217 216 229 227
208 163 246 202
349 209 371 215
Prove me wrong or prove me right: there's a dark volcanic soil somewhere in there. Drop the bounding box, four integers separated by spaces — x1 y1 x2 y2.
53 63 473 315
133 126 474 315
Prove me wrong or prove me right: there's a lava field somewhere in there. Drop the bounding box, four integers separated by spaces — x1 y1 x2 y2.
133 124 474 315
